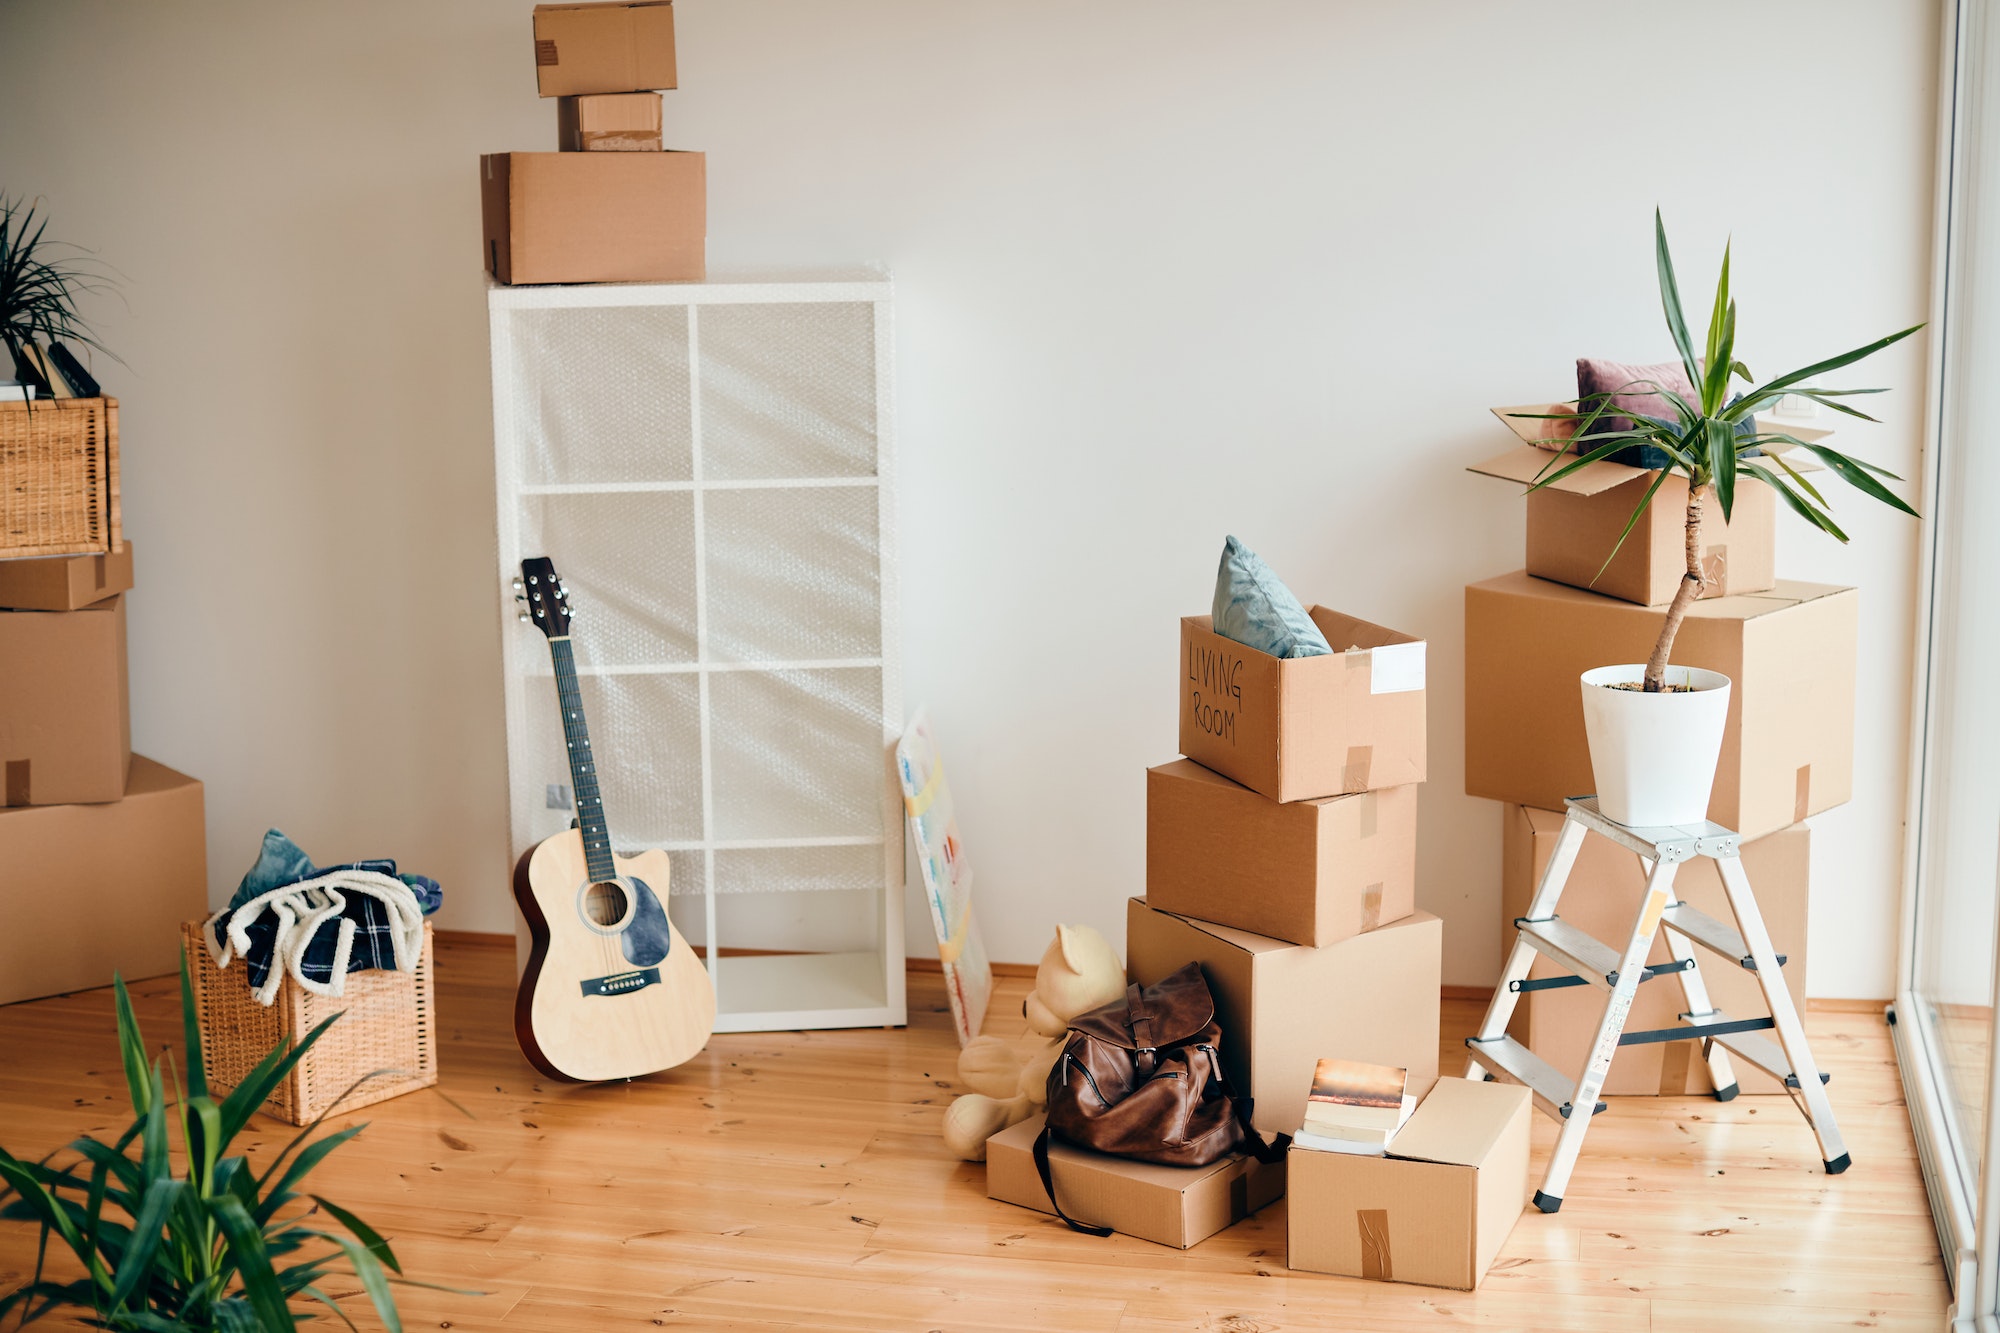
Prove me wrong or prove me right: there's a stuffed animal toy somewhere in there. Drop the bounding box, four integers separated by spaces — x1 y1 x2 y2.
942 923 1125 1161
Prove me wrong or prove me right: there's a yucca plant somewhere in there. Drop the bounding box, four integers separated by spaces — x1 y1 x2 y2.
1 194 119 383
1519 210 1922 691
0 962 425 1330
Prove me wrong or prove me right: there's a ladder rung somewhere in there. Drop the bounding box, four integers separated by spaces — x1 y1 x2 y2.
1511 959 1692 994
1699 1022 1828 1087
1466 1035 1606 1122
1660 902 1787 971
1515 917 1623 990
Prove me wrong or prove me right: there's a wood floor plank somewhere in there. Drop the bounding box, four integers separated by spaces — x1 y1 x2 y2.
0 939 1950 1330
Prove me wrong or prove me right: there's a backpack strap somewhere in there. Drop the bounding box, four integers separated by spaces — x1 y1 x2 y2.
1032 1124 1113 1237
1125 982 1158 1077
1200 1043 1289 1165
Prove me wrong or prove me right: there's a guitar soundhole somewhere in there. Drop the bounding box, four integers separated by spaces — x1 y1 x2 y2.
581 881 629 928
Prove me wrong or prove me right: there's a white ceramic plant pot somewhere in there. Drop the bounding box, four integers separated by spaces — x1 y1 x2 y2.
1578 664 1732 828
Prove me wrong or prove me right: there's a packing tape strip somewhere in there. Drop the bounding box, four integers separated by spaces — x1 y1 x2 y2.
4 759 27 807
1342 746 1372 794
535 38 559 66
1701 544 1728 592
579 130 663 150
1360 882 1384 933
1357 1208 1392 1281
1357 790 1377 838
1795 764 1812 824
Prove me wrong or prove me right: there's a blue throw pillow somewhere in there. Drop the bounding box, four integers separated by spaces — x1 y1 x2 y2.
1212 536 1332 659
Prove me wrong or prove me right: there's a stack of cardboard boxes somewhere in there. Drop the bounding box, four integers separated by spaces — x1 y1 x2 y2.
0 545 208 1006
1463 406 1853 1094
989 591 1505 1268
481 1 706 286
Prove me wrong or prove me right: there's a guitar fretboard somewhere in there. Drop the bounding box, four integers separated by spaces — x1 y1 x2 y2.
548 637 616 883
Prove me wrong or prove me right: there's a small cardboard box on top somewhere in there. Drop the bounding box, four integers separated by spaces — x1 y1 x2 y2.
533 1 676 97
1287 1077 1530 1290
0 594 131 805
557 92 663 151
1470 408 1782 606
481 150 704 285
987 1115 1285 1249
1464 571 1856 842
1127 898 1441 1138
1179 608 1426 804
1501 805 1809 1095
0 541 134 610
1146 759 1416 947
0 756 206 1005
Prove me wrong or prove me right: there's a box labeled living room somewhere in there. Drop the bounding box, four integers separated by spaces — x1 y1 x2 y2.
0 3 1982 1329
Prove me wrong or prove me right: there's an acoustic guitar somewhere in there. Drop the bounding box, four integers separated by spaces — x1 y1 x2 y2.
511 556 716 1081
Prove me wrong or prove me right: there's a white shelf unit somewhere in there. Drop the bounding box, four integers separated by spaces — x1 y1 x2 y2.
487 269 906 1033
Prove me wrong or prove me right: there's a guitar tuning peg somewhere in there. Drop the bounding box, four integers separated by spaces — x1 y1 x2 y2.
517 611 532 623
511 578 525 592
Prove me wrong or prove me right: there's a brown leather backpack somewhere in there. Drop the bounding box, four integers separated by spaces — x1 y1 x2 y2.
1034 961 1284 1235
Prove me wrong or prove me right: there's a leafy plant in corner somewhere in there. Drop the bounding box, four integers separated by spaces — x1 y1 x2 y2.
0 194 119 389
0 961 439 1330
1518 210 1922 691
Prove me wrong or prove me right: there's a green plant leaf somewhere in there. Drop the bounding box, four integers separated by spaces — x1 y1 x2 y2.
1799 441 1921 517
323 1234 403 1333
207 1194 299 1332
218 1011 341 1143
1741 323 1924 405
300 1285 364 1333
309 1195 402 1275
112 975 153 1118
1594 466 1674 585
105 1177 186 1313
1710 418 1740 520
180 955 208 1103
1741 461 1852 540
255 1127 364 1227
1654 209 1703 393
1758 444 1831 507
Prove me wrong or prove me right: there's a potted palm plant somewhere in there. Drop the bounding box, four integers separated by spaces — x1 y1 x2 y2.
1520 211 1920 828
0 962 448 1330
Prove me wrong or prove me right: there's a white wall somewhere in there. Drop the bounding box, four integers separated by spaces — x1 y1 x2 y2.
0 0 1937 998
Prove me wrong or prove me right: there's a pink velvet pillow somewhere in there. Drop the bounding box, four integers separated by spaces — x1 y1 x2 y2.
1575 357 1698 435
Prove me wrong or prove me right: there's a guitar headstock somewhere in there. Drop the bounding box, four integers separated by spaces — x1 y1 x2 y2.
515 556 573 638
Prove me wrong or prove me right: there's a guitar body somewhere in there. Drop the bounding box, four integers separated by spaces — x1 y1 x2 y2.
513 828 716 1082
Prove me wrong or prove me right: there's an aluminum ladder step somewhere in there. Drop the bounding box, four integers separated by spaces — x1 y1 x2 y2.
1516 916 1623 990
1660 902 1775 970
1466 1035 1606 1122
1685 1011 1830 1089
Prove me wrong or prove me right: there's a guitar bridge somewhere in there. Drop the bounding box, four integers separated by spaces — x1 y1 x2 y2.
580 967 661 998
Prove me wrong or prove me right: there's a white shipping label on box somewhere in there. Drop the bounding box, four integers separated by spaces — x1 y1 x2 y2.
1369 641 1426 695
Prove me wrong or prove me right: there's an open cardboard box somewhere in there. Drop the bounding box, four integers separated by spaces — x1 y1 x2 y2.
1502 805 1809 1095
1474 404 1832 606
481 150 705 285
1464 572 1856 842
987 1115 1285 1249
1146 759 1417 947
1179 607 1426 804
1287 1076 1531 1290
1127 897 1441 1137
0 593 132 805
0 756 206 1005
532 1 677 97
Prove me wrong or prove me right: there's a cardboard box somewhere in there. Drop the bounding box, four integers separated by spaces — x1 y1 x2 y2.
0 541 134 610
1469 442 1776 606
480 151 705 286
1287 1077 1531 1290
557 92 663 151
1501 805 1809 1095
0 594 131 805
1179 608 1426 804
1126 898 1441 1137
533 1 676 97
1464 572 1856 841
1146 760 1417 947
0 756 206 1005
987 1115 1286 1249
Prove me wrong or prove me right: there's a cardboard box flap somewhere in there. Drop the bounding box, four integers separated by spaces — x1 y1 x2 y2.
1468 443 1649 497
1386 1079 1530 1168
1144 904 1301 957
1684 577 1851 620
1491 403 1577 449
1307 606 1422 654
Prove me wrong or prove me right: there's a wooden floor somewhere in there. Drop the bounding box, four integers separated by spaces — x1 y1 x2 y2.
0 939 1950 1330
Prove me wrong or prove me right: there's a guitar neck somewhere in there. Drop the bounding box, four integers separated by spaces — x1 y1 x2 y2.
547 637 617 883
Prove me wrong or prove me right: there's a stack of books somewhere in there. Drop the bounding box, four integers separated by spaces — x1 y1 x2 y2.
1293 1058 1415 1156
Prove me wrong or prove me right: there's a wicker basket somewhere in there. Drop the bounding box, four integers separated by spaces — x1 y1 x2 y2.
182 921 438 1125
0 397 122 558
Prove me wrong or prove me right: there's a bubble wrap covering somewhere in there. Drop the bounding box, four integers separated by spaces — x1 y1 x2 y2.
506 298 891 905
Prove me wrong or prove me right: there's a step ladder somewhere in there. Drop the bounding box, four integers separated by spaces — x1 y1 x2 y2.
1463 796 1849 1214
